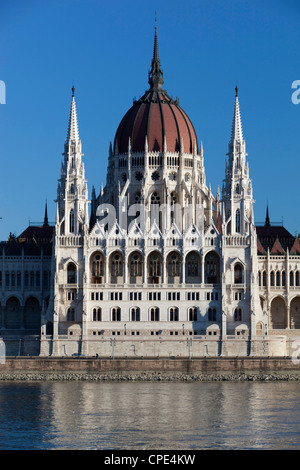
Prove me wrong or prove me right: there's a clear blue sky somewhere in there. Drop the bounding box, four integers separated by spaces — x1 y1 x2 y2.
0 0 300 239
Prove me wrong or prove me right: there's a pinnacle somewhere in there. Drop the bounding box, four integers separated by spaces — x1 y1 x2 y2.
230 91 244 144
66 87 80 143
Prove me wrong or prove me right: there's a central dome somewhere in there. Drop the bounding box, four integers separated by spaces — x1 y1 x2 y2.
114 27 198 155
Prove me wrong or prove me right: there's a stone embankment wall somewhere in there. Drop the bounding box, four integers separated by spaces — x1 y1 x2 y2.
0 357 299 381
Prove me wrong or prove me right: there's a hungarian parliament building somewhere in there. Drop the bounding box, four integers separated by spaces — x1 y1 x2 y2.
2 28 300 358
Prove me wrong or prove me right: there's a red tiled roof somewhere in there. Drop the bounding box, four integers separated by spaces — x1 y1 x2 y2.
114 90 198 154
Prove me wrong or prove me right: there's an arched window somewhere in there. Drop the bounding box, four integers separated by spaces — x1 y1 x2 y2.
263 271 266 287
258 271 261 286
270 271 275 286
111 254 123 277
11 271 15 287
235 209 241 233
150 307 159 321
276 271 281 287
296 271 300 287
69 209 75 233
91 252 104 284
36 271 40 287
67 307 75 321
282 271 286 287
290 271 294 287
234 308 242 321
93 308 101 321
17 271 21 287
234 263 243 284
130 254 142 277
67 263 76 284
168 253 181 277
30 271 35 287
131 307 140 321
112 307 121 321
169 307 179 321
149 253 161 278
208 308 216 321
189 307 197 321
25 271 29 287
205 252 220 284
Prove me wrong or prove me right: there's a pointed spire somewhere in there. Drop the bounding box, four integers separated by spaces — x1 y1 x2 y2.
43 200 49 227
148 15 164 91
265 203 270 227
66 84 80 143
230 85 244 144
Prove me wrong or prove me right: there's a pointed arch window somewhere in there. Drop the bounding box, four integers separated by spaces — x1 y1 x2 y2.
234 263 243 284
112 307 121 322
131 307 140 321
69 209 75 233
234 308 242 321
150 307 159 321
67 263 76 284
169 307 179 321
93 308 102 321
235 209 241 233
189 307 197 321
67 307 75 321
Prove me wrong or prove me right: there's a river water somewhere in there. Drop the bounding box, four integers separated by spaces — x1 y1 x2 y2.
0 381 299 450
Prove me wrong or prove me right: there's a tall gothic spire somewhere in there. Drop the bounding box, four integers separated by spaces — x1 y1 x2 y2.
66 84 80 143
230 85 244 144
148 17 164 91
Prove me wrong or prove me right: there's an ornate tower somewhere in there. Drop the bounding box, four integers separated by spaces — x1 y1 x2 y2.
43 86 90 355
222 86 254 236
56 85 89 236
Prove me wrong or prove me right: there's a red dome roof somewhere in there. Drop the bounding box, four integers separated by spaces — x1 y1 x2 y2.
114 90 198 154
114 25 198 155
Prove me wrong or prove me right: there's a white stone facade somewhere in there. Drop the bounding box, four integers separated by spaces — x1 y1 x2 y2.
38 37 300 358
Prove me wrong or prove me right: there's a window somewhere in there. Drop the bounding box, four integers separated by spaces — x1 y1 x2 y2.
235 209 241 233
67 263 76 284
290 271 294 287
270 271 275 286
276 271 280 287
93 308 101 321
234 308 242 321
17 271 21 287
111 254 123 277
130 254 142 277
170 307 179 321
11 271 15 287
25 271 29 287
189 307 197 321
149 254 161 277
131 307 140 321
150 307 159 321
234 263 243 284
30 271 34 287
208 308 216 321
168 254 180 277
112 307 121 321
69 209 75 233
67 307 75 321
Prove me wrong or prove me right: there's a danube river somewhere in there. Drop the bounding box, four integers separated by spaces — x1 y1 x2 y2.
0 380 299 450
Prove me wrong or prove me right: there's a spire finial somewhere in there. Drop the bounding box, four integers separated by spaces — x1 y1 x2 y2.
265 202 270 227
148 15 164 91
44 199 49 227
66 84 80 143
230 85 244 144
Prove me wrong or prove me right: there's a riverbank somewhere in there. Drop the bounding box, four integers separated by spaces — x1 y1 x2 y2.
0 370 300 382
0 356 299 381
